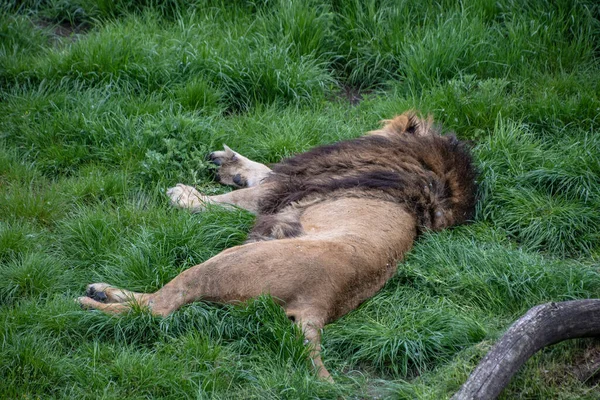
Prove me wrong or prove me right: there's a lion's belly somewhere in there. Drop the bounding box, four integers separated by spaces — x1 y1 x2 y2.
299 198 416 251
297 198 417 321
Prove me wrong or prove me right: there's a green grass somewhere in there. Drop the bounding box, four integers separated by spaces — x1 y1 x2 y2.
1 0 599 398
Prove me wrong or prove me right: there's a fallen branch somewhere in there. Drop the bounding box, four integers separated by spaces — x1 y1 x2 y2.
453 299 600 400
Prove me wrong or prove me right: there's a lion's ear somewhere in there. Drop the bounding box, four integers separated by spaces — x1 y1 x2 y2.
367 110 427 137
385 113 414 134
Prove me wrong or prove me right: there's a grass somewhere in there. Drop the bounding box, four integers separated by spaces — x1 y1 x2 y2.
0 0 599 398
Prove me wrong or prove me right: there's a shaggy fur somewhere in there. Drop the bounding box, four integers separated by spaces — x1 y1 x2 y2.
256 129 477 236
78 111 478 381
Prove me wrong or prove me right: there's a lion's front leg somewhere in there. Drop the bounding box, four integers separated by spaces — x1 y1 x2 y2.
167 182 271 214
166 184 209 210
167 145 271 213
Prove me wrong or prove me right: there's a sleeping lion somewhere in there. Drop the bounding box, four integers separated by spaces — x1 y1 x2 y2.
78 111 478 381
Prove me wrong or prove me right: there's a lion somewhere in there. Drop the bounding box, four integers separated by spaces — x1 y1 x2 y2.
78 111 478 381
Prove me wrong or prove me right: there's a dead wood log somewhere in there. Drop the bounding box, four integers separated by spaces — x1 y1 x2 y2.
452 299 600 400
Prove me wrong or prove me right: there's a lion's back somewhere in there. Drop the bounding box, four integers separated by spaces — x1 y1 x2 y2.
257 133 477 232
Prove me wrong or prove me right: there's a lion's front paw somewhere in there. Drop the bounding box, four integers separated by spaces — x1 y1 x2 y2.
208 145 247 187
166 183 209 210
208 145 271 188
208 144 237 167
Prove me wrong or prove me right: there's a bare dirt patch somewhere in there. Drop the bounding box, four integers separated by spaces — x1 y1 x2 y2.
572 341 600 385
331 84 373 106
35 19 90 44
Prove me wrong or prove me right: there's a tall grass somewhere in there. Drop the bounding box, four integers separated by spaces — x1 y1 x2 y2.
477 119 600 257
1 0 599 398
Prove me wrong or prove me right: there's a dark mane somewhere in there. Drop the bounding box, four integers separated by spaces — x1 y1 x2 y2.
258 132 478 232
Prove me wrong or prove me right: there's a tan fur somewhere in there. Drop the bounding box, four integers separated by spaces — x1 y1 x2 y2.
78 111 477 381
166 182 268 213
368 111 433 138
208 144 272 188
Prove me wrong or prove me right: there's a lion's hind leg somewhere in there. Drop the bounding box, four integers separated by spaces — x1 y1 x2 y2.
85 283 149 304
78 283 152 314
78 296 132 314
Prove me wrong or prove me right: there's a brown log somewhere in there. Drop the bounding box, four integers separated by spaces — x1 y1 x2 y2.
452 299 600 400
